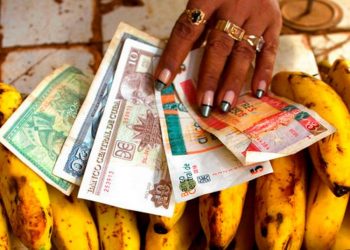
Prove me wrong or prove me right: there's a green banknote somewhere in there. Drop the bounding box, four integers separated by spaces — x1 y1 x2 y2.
0 65 91 194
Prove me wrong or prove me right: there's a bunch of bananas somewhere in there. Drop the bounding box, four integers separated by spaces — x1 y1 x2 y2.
0 58 350 250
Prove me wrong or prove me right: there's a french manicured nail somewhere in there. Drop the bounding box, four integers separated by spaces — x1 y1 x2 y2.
256 80 267 99
201 90 214 117
155 69 171 91
220 91 235 112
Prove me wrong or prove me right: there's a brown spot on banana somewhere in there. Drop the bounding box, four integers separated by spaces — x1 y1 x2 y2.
8 177 19 194
162 238 168 246
333 183 350 197
260 224 268 238
305 102 316 108
96 204 108 214
276 213 284 229
64 195 74 203
86 232 92 250
336 145 344 153
153 223 168 234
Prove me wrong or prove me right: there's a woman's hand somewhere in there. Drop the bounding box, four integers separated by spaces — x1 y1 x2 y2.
154 0 282 117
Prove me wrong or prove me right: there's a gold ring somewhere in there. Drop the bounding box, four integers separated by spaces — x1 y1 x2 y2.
185 8 207 25
215 19 245 41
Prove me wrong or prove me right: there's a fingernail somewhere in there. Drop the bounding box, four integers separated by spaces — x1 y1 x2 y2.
155 69 171 91
220 91 235 112
256 80 266 99
201 90 214 117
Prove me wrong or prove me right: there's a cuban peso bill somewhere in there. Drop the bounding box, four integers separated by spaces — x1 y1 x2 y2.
155 83 272 202
173 49 336 165
54 22 165 185
78 38 175 216
0 65 92 195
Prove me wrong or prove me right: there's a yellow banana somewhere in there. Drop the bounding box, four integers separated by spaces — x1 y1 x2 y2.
0 152 52 250
271 72 350 197
229 181 255 250
149 202 186 233
0 82 22 126
199 183 248 249
95 203 140 250
332 203 350 250
0 81 22 168
255 152 307 250
0 82 21 250
0 200 10 250
328 59 350 111
304 171 349 249
48 186 98 250
145 200 201 250
0 83 52 249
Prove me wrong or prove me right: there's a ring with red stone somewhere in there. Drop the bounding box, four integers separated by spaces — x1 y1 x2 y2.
185 8 207 25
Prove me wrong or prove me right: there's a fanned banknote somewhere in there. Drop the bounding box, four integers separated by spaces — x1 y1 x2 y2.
54 22 165 185
0 65 92 194
155 83 272 202
78 38 175 216
173 49 336 165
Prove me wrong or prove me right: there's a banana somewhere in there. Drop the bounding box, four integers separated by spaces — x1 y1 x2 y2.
149 202 186 234
304 171 349 249
0 200 10 250
328 59 350 111
332 203 350 250
95 203 140 250
0 82 22 126
271 72 350 197
255 152 307 250
0 81 22 167
0 151 52 250
199 183 248 249
0 82 21 250
145 200 201 250
229 181 255 250
0 83 52 249
48 186 98 250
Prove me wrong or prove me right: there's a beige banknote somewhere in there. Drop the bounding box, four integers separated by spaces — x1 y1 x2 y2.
173 48 335 165
54 22 166 185
78 38 175 216
156 82 272 202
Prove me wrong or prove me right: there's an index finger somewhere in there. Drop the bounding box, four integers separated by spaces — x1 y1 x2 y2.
154 0 220 91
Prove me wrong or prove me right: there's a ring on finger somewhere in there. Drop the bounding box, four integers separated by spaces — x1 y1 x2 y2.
215 19 245 41
185 8 207 25
242 34 265 53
